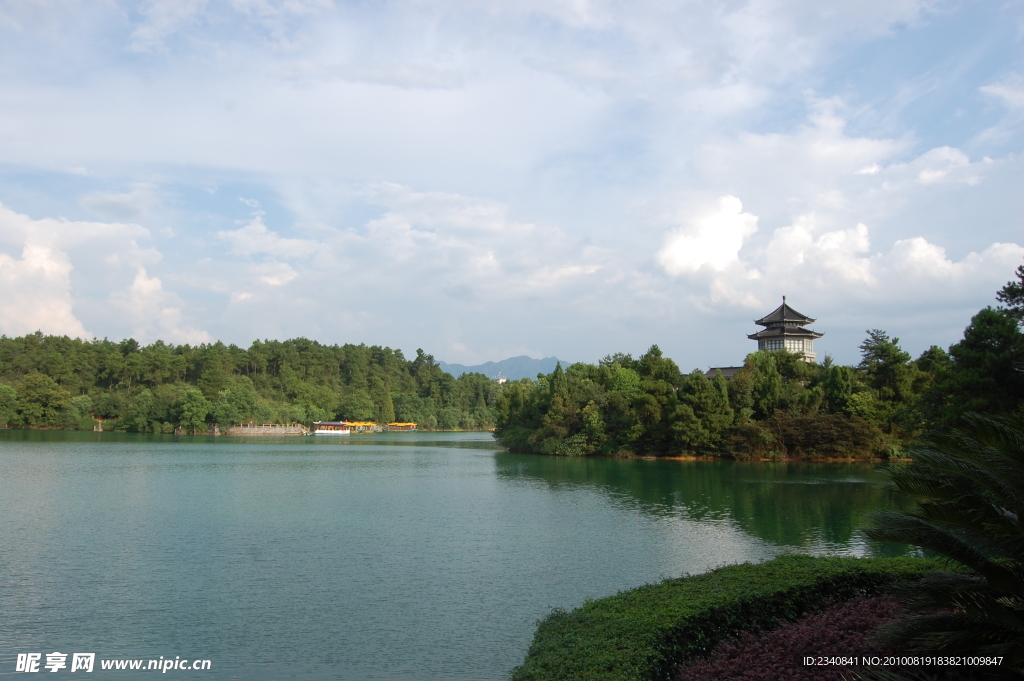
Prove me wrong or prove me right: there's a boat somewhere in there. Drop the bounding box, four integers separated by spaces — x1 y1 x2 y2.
312 421 351 435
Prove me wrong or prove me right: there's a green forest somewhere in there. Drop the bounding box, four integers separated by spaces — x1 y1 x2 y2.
493 265 1024 459
0 339 503 433
2 264 1022 451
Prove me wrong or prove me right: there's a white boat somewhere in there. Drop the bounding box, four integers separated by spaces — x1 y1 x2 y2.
312 421 351 435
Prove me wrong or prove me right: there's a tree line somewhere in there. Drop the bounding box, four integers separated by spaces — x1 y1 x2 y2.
0 338 504 433
3 263 1022 447
493 265 1024 459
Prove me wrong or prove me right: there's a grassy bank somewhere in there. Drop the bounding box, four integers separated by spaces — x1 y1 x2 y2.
511 554 944 681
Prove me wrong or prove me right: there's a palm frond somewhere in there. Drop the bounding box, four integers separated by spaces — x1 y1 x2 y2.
866 411 1024 675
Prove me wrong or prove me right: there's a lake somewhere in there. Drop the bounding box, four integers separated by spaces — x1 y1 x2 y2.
0 430 912 680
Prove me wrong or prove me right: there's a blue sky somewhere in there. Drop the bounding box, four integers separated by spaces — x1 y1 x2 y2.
0 0 1021 369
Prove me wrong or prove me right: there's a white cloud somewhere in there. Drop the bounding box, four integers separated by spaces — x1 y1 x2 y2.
80 184 160 221
980 76 1024 112
975 75 1024 147
363 182 526 234
695 100 911 210
283 61 468 90
0 0 1017 367
128 0 332 52
256 262 298 286
347 183 606 295
205 183 608 358
657 196 759 276
660 198 1024 311
763 216 874 286
0 0 942 185
884 238 1024 283
0 241 88 337
129 0 208 53
110 268 212 344
910 147 974 185
201 181 613 361
0 202 213 344
218 214 317 258
0 202 150 251
0 202 158 338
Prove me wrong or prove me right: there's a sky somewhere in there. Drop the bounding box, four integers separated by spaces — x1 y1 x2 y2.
0 0 1021 369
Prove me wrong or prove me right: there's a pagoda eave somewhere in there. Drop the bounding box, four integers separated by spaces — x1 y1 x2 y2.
754 301 816 326
747 328 824 341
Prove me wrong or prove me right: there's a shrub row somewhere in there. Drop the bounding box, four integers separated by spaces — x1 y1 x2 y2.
676 595 905 680
510 555 944 681
720 412 895 460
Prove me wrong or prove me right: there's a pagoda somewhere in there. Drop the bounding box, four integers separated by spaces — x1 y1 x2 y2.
747 297 823 362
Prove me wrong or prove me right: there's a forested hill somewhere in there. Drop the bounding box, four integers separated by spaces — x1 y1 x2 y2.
0 336 504 433
491 268 1024 459
439 356 565 380
3 266 1022 444
493 307 1024 459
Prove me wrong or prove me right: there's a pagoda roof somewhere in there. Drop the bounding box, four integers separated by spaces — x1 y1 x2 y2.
747 326 824 341
704 366 743 381
754 298 815 326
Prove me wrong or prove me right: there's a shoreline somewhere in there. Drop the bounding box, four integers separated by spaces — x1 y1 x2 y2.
2 428 907 459
511 556 944 681
648 455 912 462
501 447 910 463
0 426 496 435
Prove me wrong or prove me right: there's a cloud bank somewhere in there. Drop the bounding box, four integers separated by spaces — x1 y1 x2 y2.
0 0 1020 365
0 204 210 344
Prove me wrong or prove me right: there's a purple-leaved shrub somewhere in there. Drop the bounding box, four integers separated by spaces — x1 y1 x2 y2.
675 596 974 681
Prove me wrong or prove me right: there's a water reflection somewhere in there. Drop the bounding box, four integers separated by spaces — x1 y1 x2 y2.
0 430 914 680
0 428 503 449
494 453 913 555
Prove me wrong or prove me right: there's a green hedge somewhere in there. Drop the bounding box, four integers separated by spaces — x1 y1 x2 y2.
510 555 944 681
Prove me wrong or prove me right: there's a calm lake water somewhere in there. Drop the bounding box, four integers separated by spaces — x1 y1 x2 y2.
0 430 911 680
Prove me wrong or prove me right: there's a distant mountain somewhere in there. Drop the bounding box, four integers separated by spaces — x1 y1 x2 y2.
438 356 566 381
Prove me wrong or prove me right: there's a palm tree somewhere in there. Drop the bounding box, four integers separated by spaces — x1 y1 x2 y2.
865 411 1024 678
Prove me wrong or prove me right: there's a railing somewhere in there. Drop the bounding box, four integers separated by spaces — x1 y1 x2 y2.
225 423 309 436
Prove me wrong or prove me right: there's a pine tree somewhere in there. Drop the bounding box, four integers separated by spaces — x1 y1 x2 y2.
997 263 1024 324
178 389 211 434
